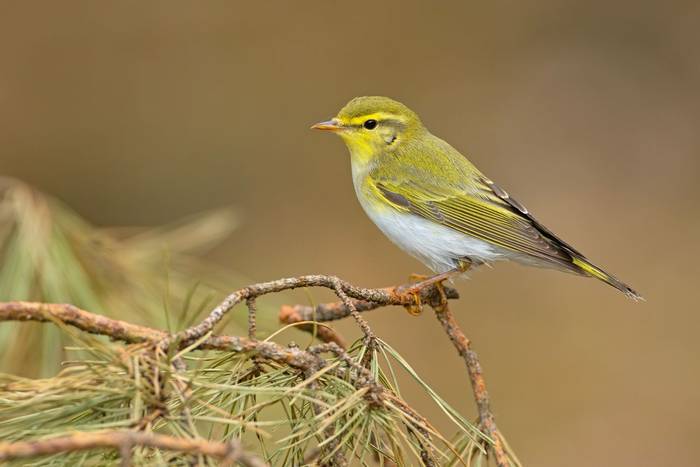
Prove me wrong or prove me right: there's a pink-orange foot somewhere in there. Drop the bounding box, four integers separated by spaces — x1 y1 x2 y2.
401 273 449 315
401 261 472 315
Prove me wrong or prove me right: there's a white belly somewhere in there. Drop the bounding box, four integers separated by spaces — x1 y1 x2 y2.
361 201 508 273
349 160 510 273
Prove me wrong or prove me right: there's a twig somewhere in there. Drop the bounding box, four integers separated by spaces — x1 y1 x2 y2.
329 276 374 341
0 301 327 373
281 318 347 348
172 275 456 349
0 302 161 343
328 276 377 368
279 284 459 324
246 297 258 339
0 431 268 466
433 303 509 467
170 275 389 347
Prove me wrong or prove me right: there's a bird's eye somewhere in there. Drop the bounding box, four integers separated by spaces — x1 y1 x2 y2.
363 119 378 130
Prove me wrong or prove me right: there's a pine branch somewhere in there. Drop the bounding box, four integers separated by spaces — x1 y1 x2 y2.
280 282 514 467
0 431 267 466
0 274 515 466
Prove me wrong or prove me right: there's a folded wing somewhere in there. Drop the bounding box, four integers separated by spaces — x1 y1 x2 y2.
372 173 579 271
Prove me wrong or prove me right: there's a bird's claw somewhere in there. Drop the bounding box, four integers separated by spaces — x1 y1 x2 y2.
400 273 450 315
405 289 423 316
432 281 449 312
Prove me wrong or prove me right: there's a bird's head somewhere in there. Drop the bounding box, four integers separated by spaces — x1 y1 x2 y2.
312 96 424 163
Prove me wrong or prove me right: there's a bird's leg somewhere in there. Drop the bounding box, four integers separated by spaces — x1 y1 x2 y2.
408 273 429 282
401 260 472 315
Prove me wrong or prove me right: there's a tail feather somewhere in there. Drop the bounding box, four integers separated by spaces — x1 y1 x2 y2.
571 257 643 301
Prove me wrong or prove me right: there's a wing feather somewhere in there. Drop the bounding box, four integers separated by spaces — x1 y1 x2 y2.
373 175 575 267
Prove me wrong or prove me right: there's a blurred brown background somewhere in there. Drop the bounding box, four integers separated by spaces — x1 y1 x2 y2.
2 1 699 465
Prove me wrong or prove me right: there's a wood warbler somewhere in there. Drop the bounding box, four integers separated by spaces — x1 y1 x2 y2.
312 96 641 300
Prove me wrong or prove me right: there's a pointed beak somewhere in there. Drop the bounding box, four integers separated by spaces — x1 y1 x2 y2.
311 119 342 131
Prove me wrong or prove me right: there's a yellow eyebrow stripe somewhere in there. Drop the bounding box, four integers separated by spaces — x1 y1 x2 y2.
347 112 407 127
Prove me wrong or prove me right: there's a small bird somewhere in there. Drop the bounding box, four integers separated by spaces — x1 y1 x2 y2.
312 96 641 302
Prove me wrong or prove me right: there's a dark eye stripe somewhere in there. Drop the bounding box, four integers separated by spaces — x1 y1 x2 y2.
353 118 405 129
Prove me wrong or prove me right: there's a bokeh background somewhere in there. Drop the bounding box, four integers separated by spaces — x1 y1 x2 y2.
2 1 699 465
